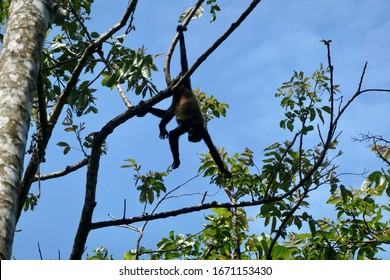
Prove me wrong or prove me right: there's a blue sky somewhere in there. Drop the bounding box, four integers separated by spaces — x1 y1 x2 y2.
10 0 390 259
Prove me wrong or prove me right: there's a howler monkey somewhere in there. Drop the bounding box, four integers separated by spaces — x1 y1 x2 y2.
139 25 231 178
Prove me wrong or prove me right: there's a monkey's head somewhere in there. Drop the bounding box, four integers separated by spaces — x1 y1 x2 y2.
188 120 204 143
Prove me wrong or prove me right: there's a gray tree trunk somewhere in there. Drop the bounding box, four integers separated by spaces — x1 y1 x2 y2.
0 0 55 260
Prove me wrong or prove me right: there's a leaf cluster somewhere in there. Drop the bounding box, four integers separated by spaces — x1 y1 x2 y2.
276 66 337 134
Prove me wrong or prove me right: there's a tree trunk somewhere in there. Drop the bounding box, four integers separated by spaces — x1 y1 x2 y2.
0 0 55 260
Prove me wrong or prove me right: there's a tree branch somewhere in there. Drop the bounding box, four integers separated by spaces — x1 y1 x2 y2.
91 197 274 230
33 158 89 182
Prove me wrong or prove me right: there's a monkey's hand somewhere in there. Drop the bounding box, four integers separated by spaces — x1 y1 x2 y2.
171 158 180 169
176 25 187 33
136 101 148 117
159 128 169 139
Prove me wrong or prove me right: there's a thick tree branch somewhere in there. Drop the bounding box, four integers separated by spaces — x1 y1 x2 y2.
69 92 174 259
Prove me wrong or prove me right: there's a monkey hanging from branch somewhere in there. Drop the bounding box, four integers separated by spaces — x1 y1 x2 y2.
138 25 232 178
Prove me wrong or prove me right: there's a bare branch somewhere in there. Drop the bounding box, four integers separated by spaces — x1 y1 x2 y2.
91 197 273 230
117 84 133 108
33 158 89 182
358 88 390 94
334 62 368 125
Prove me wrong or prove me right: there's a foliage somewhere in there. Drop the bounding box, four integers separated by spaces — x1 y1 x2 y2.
206 0 221 22
86 247 113 260
196 89 229 122
286 169 390 260
23 193 38 212
276 66 337 133
178 0 221 23
121 159 168 204
0 0 10 26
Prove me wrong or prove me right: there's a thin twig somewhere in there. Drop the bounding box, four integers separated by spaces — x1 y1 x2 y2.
37 242 43 260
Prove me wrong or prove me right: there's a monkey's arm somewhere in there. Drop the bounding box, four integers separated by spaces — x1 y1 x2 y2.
202 132 232 178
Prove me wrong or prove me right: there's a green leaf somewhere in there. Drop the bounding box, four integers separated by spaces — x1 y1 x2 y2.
309 107 316 122
316 108 325 123
294 216 302 229
91 32 100 39
302 125 314 135
64 125 78 132
287 120 294 132
105 71 120 89
57 141 69 147
279 119 286 129
340 185 351 203
178 6 204 22
123 252 134 260
309 219 317 237
63 146 71 155
321 105 331 114
326 195 340 204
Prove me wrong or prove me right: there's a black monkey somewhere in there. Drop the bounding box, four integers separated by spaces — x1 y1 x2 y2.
139 25 231 178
